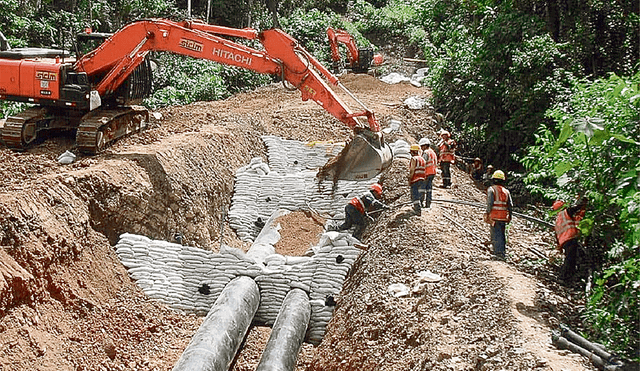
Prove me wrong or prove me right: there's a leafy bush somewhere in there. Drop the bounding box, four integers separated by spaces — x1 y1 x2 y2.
279 8 344 62
585 258 639 360
521 71 640 358
350 0 419 36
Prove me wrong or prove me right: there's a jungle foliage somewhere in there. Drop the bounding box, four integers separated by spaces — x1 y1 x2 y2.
1 0 639 360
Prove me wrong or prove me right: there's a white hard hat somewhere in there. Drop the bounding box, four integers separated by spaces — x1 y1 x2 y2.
419 138 430 146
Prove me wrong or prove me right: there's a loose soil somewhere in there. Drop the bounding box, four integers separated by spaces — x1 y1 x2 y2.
0 73 595 370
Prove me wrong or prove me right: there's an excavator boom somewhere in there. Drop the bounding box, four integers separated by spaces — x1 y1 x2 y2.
1 19 392 180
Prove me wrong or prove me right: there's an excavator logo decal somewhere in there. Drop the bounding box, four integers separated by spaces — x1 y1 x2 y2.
303 85 317 97
35 71 57 81
179 38 204 53
212 48 252 66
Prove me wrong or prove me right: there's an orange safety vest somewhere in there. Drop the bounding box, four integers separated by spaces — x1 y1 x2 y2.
438 139 456 163
423 148 437 175
489 185 510 221
410 155 427 184
555 209 582 247
349 196 366 214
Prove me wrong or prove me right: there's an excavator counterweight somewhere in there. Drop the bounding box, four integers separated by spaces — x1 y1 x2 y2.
0 19 391 180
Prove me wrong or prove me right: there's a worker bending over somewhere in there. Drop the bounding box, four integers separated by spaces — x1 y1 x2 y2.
338 183 388 239
408 144 427 215
470 158 484 181
484 170 513 259
419 137 437 208
553 197 587 283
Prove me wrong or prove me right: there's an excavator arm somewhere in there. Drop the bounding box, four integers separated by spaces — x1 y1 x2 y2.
75 19 378 131
327 27 360 67
0 19 390 180
73 19 391 181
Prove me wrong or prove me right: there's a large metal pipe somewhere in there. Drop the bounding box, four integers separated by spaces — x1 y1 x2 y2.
256 288 311 371
173 276 260 371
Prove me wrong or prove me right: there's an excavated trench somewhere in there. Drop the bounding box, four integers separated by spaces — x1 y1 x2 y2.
0 119 394 369
114 134 396 370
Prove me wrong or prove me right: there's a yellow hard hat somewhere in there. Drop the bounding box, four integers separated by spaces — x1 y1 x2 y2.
492 170 506 180
410 144 421 151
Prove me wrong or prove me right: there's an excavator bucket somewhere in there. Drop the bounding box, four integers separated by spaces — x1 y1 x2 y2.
317 129 393 182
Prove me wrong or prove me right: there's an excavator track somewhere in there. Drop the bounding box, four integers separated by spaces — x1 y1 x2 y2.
1 107 48 151
76 106 148 154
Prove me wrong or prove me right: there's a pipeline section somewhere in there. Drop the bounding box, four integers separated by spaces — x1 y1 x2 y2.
173 276 260 371
256 288 311 371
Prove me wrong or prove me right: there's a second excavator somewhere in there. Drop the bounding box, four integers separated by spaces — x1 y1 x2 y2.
0 19 392 181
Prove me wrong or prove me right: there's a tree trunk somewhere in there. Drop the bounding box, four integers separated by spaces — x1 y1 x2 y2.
265 0 280 28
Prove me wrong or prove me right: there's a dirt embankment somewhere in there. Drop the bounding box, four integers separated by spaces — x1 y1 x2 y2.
0 74 594 370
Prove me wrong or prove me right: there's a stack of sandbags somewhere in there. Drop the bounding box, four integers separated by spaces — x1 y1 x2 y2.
237 157 271 176
389 139 411 159
229 136 379 242
115 233 261 316
302 231 362 344
115 230 362 343
262 135 344 174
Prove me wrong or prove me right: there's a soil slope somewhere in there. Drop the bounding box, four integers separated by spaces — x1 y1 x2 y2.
0 74 594 370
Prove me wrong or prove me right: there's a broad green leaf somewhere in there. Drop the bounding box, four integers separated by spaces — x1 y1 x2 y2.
548 121 573 156
589 129 611 146
579 217 594 236
572 117 605 138
554 160 576 177
610 134 639 145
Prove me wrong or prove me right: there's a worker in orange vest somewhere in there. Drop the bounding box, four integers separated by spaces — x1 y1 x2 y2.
419 137 437 208
408 144 427 215
470 157 484 181
437 130 456 188
483 170 513 259
553 197 587 282
338 183 388 239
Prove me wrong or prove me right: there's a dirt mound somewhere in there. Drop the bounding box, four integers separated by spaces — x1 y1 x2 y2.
0 74 594 371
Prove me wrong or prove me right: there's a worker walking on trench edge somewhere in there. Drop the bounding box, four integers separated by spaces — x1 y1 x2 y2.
553 197 587 283
337 183 389 239
408 144 427 215
419 137 437 208
483 170 513 259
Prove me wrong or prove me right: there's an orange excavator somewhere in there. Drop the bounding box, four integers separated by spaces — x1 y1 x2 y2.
0 19 391 181
327 27 383 74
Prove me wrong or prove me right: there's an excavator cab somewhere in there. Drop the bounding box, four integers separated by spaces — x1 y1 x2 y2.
317 127 393 182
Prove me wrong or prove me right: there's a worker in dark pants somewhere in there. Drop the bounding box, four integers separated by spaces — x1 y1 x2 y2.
484 170 513 259
554 197 587 283
419 137 437 208
408 144 426 215
338 183 388 239
437 130 456 188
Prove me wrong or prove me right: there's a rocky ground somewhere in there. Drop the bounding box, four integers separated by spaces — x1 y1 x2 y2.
0 73 596 370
